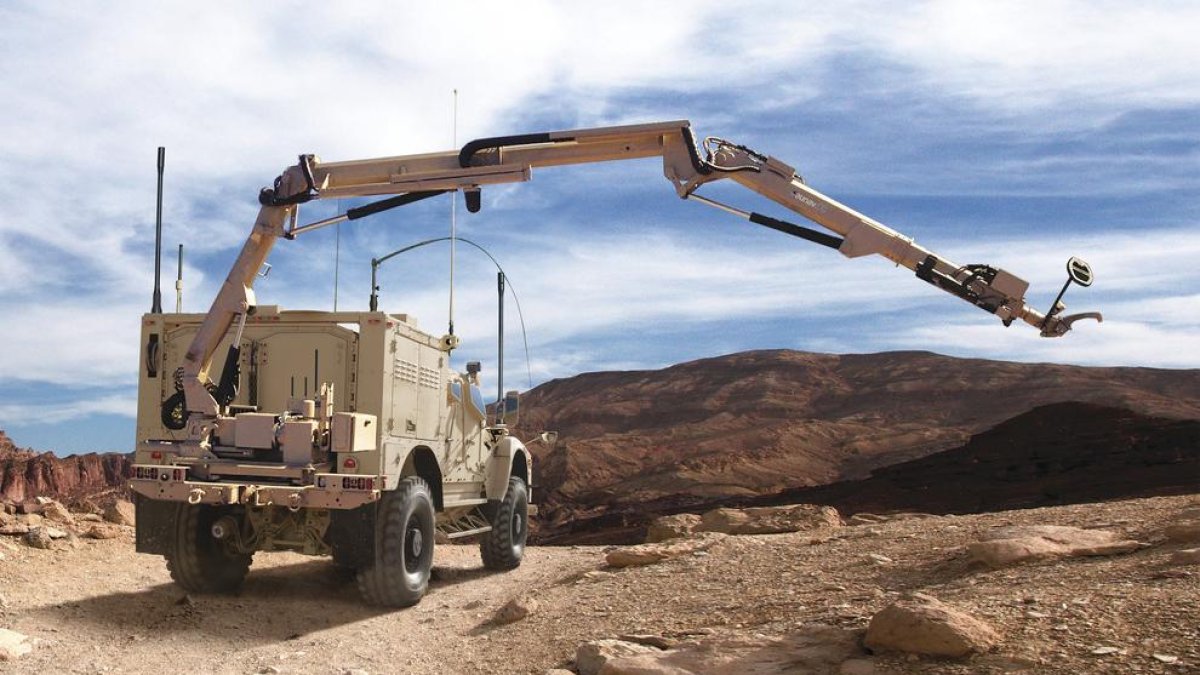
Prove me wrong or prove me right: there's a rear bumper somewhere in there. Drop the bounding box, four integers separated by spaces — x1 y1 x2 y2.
128 464 380 510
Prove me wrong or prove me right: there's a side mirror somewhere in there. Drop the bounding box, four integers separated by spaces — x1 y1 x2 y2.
528 430 559 451
500 390 520 426
1066 256 1093 287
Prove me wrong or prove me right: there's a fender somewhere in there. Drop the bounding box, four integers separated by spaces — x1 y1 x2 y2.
486 435 531 501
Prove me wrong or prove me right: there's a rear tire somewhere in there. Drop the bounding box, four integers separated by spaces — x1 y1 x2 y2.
356 477 436 607
480 477 528 571
165 504 252 593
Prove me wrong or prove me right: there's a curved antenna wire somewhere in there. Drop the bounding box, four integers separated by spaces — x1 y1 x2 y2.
372 236 534 389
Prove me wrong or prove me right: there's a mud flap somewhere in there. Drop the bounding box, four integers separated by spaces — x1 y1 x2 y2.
134 494 179 555
328 502 376 569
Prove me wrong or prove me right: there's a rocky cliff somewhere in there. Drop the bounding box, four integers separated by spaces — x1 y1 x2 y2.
0 430 132 505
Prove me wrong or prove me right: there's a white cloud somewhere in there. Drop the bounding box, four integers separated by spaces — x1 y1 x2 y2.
0 393 138 426
0 1 1197 450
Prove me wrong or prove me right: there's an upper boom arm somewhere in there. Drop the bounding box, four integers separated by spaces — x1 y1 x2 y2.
182 119 1099 431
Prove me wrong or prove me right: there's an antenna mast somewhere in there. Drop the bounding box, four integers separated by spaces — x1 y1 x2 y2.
448 89 458 337
175 244 183 313
151 147 165 314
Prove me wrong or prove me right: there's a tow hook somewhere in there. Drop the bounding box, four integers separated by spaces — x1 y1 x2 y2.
187 488 204 505
287 493 303 512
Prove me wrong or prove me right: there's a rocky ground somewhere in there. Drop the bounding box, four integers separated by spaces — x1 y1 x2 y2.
1 493 1197 674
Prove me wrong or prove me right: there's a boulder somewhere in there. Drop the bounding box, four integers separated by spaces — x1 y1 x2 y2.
576 639 662 675
0 628 32 660
645 513 702 543
598 625 864 675
967 525 1141 569
1168 548 1200 566
103 499 136 527
40 500 74 524
84 523 123 540
24 527 54 549
696 504 841 536
865 594 1000 657
1163 523 1200 544
605 533 724 568
493 595 539 625
0 523 29 536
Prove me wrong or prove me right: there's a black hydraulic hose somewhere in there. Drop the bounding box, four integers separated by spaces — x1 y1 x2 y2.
748 212 843 249
345 190 449 221
459 133 556 168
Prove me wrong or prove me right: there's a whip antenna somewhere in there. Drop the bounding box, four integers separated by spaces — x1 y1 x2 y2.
151 147 165 314
448 88 459 337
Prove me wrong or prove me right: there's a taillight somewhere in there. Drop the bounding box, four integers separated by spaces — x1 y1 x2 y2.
343 457 358 470
150 450 163 460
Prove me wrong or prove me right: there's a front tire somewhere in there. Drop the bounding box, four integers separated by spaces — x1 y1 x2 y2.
356 476 436 607
480 477 528 571
165 504 252 593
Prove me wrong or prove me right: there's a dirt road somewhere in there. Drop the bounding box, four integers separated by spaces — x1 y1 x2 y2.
1 494 1198 674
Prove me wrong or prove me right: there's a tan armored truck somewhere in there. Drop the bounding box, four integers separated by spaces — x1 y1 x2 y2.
131 120 1099 607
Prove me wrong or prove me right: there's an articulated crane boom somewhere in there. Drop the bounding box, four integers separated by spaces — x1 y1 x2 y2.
180 120 1101 435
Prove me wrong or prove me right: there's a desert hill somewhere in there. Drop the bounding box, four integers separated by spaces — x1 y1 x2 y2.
517 350 1199 543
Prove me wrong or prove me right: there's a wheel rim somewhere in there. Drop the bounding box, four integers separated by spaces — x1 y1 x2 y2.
405 515 424 573
512 511 524 541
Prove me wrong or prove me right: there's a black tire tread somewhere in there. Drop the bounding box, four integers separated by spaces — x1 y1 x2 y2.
480 477 527 571
356 476 435 607
165 504 252 593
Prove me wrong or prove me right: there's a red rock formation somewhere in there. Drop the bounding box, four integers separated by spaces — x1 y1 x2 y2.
0 430 132 505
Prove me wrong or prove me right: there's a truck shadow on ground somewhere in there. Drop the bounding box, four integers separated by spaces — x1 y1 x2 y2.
28 558 499 644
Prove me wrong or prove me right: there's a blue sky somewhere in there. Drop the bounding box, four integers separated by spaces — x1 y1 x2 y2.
1 1 1198 454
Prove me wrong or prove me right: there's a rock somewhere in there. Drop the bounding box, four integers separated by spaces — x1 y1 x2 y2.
0 523 29 536
1090 646 1120 655
605 533 724 568
598 625 864 675
342 670 369 675
40 500 73 524
84 523 123 540
645 513 702 543
866 553 893 565
545 670 576 675
1163 523 1200 544
617 634 677 650
78 513 103 523
696 504 841 536
103 499 136 526
967 526 1142 568
839 659 878 675
848 514 886 526
43 525 68 539
0 628 32 660
17 500 43 515
493 595 538 624
1152 654 1179 664
576 639 661 675
865 594 1001 657
24 527 54 549
1168 548 1200 566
